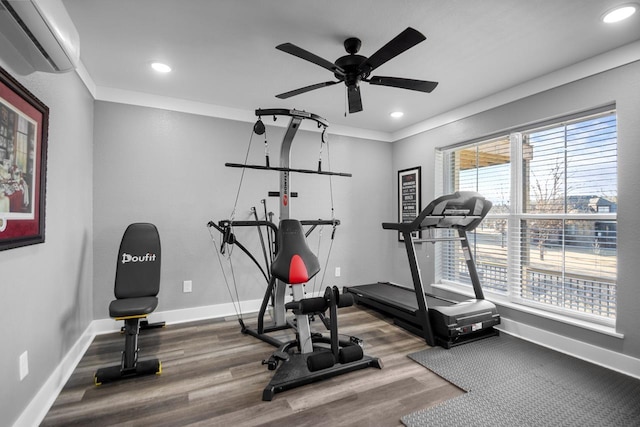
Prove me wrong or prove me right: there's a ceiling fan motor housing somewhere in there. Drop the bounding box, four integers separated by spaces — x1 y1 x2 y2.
334 53 369 86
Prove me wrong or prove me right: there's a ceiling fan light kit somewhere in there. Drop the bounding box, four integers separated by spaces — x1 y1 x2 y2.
275 27 438 114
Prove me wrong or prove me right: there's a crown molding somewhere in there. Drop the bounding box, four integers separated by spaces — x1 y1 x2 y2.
80 79 393 141
391 39 640 142
75 39 640 144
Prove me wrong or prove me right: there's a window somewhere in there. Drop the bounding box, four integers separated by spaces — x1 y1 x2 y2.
438 109 617 324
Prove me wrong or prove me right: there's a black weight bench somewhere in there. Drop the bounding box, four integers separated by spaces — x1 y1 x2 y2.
95 223 163 385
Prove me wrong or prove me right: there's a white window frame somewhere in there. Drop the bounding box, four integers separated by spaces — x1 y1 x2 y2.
436 107 617 328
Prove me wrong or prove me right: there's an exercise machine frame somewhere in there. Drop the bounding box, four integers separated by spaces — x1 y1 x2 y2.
217 108 352 349
210 108 381 400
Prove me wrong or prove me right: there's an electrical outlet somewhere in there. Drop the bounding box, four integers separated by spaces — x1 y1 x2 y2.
19 351 28 381
183 280 192 293
335 267 341 277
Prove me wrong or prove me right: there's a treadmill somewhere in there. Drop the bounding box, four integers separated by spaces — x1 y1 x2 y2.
345 191 500 348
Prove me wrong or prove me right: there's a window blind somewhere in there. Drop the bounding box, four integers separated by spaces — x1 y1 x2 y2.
439 110 617 322
516 113 617 319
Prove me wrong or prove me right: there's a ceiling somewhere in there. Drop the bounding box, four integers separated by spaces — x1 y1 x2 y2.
62 0 640 137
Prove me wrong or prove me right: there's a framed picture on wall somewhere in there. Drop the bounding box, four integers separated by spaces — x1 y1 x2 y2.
398 166 421 241
0 66 49 251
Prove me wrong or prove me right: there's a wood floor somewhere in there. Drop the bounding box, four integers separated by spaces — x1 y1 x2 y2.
42 305 463 426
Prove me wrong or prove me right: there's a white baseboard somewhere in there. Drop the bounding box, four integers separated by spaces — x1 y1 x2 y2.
90 299 264 335
13 323 95 427
497 317 640 380
16 300 640 427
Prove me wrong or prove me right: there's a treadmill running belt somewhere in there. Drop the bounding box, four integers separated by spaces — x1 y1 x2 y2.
345 282 454 313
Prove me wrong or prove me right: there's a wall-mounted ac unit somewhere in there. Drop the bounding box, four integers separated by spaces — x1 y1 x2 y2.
0 0 80 73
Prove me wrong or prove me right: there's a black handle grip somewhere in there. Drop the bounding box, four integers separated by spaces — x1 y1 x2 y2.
382 222 401 230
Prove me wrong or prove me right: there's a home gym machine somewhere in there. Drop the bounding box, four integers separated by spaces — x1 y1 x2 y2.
345 191 500 348
208 108 381 400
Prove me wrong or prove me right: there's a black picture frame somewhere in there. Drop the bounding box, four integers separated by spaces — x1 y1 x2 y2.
0 66 48 251
398 166 421 241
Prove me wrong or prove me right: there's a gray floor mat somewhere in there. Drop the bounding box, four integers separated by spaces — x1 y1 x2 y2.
402 335 640 427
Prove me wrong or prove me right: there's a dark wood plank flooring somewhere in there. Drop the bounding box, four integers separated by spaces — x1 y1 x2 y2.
41 305 462 426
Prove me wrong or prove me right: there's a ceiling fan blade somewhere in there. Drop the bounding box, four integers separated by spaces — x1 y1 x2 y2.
363 27 426 73
276 81 340 99
276 43 345 76
368 76 438 93
347 85 363 113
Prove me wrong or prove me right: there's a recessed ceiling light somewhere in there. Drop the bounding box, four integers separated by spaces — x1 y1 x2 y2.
390 111 404 118
151 62 172 73
602 4 637 23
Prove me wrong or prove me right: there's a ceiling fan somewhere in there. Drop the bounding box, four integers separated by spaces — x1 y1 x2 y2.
275 27 438 114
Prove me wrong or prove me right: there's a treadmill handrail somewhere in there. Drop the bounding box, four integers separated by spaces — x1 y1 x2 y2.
383 191 492 234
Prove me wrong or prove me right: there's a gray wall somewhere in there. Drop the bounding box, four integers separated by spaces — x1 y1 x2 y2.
93 102 395 318
0 65 94 425
391 60 640 359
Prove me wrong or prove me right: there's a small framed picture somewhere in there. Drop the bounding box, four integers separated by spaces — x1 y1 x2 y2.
398 167 421 241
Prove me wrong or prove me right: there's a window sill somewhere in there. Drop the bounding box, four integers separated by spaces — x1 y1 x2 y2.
432 282 623 339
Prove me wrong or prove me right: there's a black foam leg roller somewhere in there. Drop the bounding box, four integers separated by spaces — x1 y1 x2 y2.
300 297 328 314
285 301 300 311
306 351 335 372
339 345 364 364
337 293 354 308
